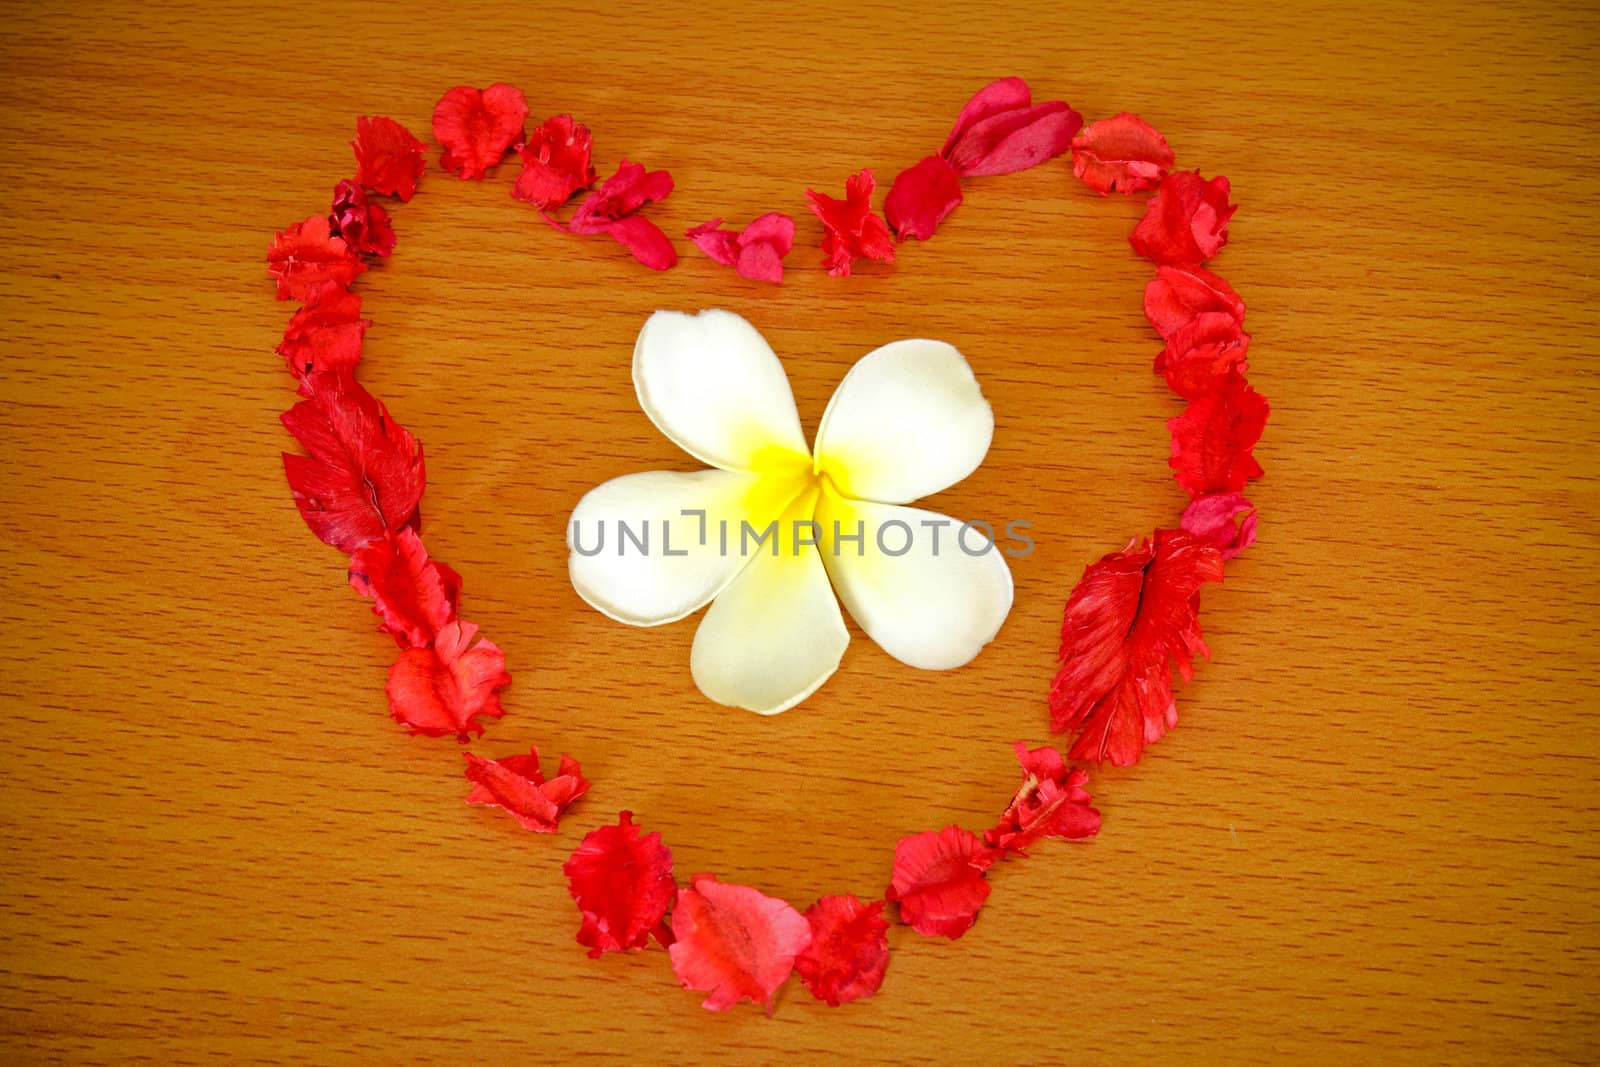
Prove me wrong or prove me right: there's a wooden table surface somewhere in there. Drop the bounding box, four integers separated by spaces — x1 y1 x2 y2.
3 1 1596 1063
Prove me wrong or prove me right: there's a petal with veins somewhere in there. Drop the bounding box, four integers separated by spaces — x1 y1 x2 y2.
690 489 849 714
633 309 812 474
817 490 1012 670
568 468 808 626
813 339 993 504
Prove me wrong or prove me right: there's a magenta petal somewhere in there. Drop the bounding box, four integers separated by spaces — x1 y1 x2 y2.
607 215 677 270
941 77 1034 157
734 241 785 283
740 212 795 255
946 101 1083 177
686 218 740 266
885 155 963 241
688 213 793 283
1179 491 1258 560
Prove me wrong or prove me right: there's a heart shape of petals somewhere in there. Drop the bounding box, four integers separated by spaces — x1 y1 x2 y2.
566 309 1014 714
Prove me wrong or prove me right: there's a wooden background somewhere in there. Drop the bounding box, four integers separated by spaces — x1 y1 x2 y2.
2 0 1596 1062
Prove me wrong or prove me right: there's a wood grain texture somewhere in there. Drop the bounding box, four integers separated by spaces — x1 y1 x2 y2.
2 0 1596 1062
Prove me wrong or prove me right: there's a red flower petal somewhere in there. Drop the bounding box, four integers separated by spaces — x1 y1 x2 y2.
329 179 397 257
568 160 674 228
563 811 677 958
942 76 1032 150
1129 170 1237 267
1144 264 1246 342
603 215 678 271
1168 370 1269 496
351 116 428 201
685 212 795 283
984 742 1101 855
884 154 963 241
1070 113 1174 195
347 527 462 648
668 874 811 1012
266 216 365 302
886 826 997 939
512 114 597 210
1049 530 1225 765
385 619 509 739
940 77 1082 178
804 169 895 277
1155 311 1251 399
276 285 369 380
432 83 529 180
1180 491 1258 561
685 218 738 262
463 746 589 833
794 895 890 1006
565 161 677 269
280 372 424 554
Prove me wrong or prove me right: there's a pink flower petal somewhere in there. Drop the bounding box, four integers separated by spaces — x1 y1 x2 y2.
668 874 811 1012
1180 492 1258 561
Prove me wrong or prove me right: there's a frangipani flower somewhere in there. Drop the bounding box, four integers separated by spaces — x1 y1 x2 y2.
567 309 1013 714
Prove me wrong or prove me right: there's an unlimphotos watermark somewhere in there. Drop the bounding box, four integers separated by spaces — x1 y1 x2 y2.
571 511 1034 558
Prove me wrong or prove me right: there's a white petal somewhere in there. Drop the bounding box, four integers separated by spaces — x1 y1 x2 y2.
690 490 849 714
815 490 1013 671
568 469 807 626
633 309 812 474
812 338 994 504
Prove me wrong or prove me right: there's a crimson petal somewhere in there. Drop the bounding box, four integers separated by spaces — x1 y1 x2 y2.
280 372 424 554
794 895 890 1006
886 826 997 939
1049 531 1224 765
432 83 529 180
463 747 589 833
563 812 677 958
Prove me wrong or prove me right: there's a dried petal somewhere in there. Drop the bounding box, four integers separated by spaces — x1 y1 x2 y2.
984 742 1100 855
1129 170 1237 267
266 216 364 302
1155 311 1251 399
512 114 597 210
1168 370 1269 496
1070 113 1174 195
568 161 674 227
1143 264 1246 342
329 179 396 257
347 527 462 648
1049 531 1225 765
563 811 677 958
385 619 509 739
280 372 424 554
604 215 677 271
351 115 428 201
463 747 589 833
685 212 795 283
940 77 1081 178
886 826 997 939
804 169 895 277
565 161 677 270
668 874 811 1012
1180 491 1258 561
884 155 963 241
942 76 1033 152
276 285 369 380
794 895 890 1006
432 83 529 180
